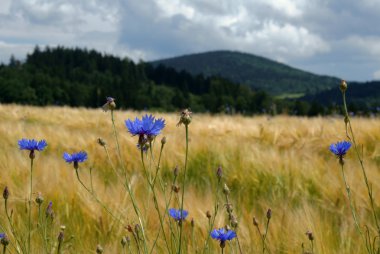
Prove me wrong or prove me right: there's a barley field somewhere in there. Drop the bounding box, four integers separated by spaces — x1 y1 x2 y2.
0 104 379 253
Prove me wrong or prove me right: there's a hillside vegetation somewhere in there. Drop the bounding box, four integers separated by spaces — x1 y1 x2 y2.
152 50 340 95
0 104 379 253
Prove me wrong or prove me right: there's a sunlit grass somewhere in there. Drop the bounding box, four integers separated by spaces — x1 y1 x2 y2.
0 104 379 253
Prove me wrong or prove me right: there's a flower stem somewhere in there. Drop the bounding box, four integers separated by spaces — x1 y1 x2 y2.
178 125 189 254
28 157 34 254
74 168 124 225
109 110 148 254
340 163 363 236
342 92 380 233
140 150 172 254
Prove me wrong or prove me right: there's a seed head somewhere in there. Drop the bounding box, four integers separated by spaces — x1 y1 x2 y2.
253 216 259 226
97 138 107 147
223 184 230 195
172 185 180 193
96 244 104 254
230 215 238 228
340 80 347 93
126 225 133 233
121 236 128 247
161 136 167 145
102 97 116 112
191 218 195 227
206 210 212 219
177 109 192 126
3 186 9 200
36 192 44 205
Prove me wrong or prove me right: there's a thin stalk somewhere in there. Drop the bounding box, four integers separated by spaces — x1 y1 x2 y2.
178 125 189 254
28 158 34 254
110 110 148 254
4 199 25 253
203 179 221 253
151 175 178 253
342 92 380 233
262 218 270 253
141 150 171 254
340 163 370 254
152 142 165 188
74 168 124 225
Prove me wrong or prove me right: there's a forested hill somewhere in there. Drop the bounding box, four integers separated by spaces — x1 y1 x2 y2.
0 47 278 113
151 50 340 95
0 46 378 115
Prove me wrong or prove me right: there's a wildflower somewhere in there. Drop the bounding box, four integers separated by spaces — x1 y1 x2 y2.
0 233 8 247
18 139 47 159
125 115 165 150
63 151 88 169
329 141 351 165
177 109 192 126
102 96 116 112
58 231 64 244
169 208 188 221
210 228 237 248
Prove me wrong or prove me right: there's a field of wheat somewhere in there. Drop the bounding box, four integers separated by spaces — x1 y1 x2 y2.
0 104 379 253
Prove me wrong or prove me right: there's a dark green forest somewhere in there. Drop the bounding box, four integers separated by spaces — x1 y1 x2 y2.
0 46 379 116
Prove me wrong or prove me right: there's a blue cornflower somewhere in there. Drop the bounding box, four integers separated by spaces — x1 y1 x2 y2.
125 115 165 150
0 233 4 239
168 208 188 221
211 228 237 248
125 115 165 137
330 141 351 164
18 139 47 159
63 151 87 169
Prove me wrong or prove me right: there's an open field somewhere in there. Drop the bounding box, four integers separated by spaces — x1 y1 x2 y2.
0 104 379 253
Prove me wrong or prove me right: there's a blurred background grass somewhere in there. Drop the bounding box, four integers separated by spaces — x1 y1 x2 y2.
0 104 379 253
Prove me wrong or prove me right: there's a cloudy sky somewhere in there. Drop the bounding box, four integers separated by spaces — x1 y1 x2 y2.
1 0 380 81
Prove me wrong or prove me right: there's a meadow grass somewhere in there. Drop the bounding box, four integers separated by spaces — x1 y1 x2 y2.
0 104 379 253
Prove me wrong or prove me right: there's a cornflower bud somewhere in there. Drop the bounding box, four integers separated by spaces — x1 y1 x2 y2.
206 210 212 219
266 208 272 220
173 166 179 177
305 230 314 241
161 136 167 145
216 166 222 180
3 186 9 200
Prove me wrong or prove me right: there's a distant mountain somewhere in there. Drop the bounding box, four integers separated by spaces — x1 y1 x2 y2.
151 50 340 95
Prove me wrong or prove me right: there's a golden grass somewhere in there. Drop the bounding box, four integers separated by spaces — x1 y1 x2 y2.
0 104 379 253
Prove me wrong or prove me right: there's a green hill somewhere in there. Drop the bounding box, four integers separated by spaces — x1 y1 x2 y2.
151 50 340 95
